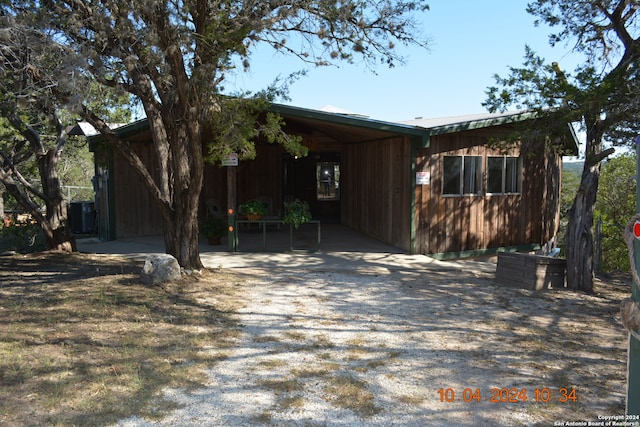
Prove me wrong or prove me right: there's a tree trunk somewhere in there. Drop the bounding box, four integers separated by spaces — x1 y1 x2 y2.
0 150 74 252
163 189 203 269
155 111 204 269
564 118 610 292
565 171 598 292
2 113 75 251
40 149 75 252
84 105 205 269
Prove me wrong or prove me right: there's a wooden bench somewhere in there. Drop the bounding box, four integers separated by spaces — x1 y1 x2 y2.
495 252 566 290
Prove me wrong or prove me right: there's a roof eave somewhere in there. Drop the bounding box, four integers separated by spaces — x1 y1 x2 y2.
269 103 430 140
565 122 580 156
427 111 537 136
87 118 150 147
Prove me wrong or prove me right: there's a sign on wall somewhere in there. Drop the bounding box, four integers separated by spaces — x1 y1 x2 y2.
416 171 430 185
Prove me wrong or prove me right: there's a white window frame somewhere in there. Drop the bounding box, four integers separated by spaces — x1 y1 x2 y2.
442 155 483 196
487 156 522 195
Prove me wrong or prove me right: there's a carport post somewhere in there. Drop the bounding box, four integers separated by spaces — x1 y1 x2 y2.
627 137 640 416
227 164 237 252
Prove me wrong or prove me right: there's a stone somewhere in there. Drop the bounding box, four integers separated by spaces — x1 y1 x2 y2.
140 254 181 285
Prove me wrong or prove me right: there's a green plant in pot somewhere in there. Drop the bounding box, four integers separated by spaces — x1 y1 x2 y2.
200 217 226 245
240 200 266 221
283 199 312 229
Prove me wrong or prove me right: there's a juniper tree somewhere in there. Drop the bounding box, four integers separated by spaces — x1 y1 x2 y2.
484 0 640 292
6 0 429 268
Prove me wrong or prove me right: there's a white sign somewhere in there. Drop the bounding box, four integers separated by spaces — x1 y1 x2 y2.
416 171 430 185
221 153 238 167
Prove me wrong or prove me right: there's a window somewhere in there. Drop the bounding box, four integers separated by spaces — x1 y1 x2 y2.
487 156 521 194
442 156 482 195
316 162 340 201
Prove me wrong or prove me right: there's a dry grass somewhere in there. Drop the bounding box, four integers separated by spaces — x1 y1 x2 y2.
0 251 632 426
324 375 381 417
0 252 242 427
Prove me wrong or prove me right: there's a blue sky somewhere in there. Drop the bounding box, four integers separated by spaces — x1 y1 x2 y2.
227 0 582 122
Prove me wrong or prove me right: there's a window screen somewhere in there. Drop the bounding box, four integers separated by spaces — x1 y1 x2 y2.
443 156 482 195
487 156 521 194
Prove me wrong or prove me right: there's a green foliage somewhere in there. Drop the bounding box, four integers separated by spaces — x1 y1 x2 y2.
204 84 307 165
239 199 266 216
595 153 636 272
83 83 133 124
57 137 95 201
558 162 582 249
0 219 46 253
483 0 640 290
283 199 312 229
562 156 636 272
484 1 640 146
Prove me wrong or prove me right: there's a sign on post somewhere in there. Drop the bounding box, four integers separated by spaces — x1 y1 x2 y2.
221 153 238 167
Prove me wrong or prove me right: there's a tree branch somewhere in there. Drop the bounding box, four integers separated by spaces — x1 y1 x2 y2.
587 146 616 166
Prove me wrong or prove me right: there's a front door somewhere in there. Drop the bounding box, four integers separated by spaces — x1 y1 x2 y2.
283 152 341 223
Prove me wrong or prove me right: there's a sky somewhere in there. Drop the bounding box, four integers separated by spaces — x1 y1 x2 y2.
226 0 583 122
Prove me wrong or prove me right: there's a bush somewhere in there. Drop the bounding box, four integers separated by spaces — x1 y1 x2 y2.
595 153 636 273
0 219 47 253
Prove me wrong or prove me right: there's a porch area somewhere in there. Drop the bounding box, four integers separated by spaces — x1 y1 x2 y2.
76 224 450 271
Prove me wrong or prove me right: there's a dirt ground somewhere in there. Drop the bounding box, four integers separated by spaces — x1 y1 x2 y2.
0 251 635 426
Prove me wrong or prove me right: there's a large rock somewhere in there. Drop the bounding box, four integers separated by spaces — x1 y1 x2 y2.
140 254 181 285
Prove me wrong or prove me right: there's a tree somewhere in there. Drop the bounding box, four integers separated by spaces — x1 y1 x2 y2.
484 0 640 292
596 153 636 272
0 17 78 251
0 15 131 252
8 0 429 269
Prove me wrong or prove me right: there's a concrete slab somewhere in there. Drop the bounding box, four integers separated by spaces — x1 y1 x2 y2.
76 224 496 274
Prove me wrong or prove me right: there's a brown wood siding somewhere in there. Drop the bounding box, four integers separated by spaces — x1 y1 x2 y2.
105 120 561 257
201 144 284 218
413 128 561 255
112 142 165 238
342 136 412 251
111 142 286 238
236 145 284 208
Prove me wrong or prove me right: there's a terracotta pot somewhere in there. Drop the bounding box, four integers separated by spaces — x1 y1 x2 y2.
247 213 262 221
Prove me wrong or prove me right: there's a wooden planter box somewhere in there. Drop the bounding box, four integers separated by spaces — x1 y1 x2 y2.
495 252 566 290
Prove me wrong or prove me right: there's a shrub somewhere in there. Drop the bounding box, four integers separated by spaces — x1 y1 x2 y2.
0 218 46 253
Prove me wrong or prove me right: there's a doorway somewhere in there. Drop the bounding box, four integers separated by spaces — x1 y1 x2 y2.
283 152 341 223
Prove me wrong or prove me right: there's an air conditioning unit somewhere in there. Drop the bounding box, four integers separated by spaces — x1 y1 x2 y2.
69 201 95 234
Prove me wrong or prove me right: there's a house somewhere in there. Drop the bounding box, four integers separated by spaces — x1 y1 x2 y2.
88 104 578 259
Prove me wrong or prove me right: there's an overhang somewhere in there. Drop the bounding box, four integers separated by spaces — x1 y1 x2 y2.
401 110 579 155
270 104 430 146
87 104 431 149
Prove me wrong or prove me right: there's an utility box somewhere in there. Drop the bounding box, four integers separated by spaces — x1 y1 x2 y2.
495 252 566 290
69 201 95 234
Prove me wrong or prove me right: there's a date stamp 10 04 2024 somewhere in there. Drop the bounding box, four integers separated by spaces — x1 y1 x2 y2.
437 387 577 404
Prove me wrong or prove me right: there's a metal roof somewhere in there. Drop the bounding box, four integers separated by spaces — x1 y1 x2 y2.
399 111 534 135
86 105 577 154
269 103 429 145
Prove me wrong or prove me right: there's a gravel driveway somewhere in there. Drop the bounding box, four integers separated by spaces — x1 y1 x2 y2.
114 258 629 427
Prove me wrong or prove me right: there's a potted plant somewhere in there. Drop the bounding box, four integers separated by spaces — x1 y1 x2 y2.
283 199 312 229
240 199 266 221
200 217 226 245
